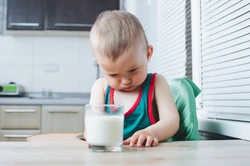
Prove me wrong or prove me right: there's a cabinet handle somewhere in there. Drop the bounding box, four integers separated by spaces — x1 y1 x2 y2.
48 110 79 113
4 109 36 113
4 134 31 138
10 23 40 27
54 23 92 27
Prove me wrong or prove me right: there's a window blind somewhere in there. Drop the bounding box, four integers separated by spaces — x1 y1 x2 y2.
200 0 250 122
124 0 192 80
136 0 159 74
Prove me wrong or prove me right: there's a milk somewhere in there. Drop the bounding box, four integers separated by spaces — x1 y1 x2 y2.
85 115 124 146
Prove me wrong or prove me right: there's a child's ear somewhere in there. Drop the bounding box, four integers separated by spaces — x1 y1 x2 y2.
146 45 153 61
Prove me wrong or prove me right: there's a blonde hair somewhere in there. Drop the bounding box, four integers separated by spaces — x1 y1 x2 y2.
90 10 148 62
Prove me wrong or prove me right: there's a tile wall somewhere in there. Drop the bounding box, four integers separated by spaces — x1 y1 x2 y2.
0 35 97 93
0 1 97 93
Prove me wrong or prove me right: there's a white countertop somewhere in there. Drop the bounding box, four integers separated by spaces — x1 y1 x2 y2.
0 140 249 166
0 97 89 105
0 93 90 105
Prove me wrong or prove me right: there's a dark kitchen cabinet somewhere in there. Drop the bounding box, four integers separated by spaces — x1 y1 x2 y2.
45 0 120 31
7 0 44 30
7 0 119 31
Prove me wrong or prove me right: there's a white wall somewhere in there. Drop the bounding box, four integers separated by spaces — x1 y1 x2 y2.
0 0 98 93
0 35 97 93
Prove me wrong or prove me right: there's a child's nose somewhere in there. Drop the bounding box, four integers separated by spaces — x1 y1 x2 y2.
121 76 131 85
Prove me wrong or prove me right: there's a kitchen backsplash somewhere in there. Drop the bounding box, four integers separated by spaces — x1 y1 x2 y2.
0 0 99 93
0 35 97 93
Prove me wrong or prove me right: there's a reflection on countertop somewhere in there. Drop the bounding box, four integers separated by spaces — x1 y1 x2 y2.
0 92 90 105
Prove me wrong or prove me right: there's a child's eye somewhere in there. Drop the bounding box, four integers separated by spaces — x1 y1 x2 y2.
129 68 138 72
109 74 117 77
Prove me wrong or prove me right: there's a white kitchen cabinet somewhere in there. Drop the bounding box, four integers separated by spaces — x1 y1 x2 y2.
0 105 41 129
42 105 85 133
0 105 41 142
0 104 86 142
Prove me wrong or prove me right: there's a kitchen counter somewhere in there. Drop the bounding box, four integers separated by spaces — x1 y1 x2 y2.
0 140 249 166
0 93 90 105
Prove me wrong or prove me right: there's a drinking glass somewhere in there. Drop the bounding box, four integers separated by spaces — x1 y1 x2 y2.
85 104 124 152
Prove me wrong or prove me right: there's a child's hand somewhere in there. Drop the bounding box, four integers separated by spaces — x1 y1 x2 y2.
123 130 159 147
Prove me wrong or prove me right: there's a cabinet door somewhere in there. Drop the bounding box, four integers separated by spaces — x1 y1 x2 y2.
45 0 119 31
42 105 84 133
84 0 120 27
0 130 40 142
7 0 44 30
0 105 41 129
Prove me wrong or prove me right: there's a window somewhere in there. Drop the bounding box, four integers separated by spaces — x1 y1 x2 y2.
199 0 250 122
124 0 250 139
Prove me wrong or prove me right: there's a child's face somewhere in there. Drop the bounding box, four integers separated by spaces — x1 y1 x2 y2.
96 42 152 92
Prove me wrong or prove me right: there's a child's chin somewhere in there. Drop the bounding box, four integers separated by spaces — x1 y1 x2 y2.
122 89 133 92
121 86 137 92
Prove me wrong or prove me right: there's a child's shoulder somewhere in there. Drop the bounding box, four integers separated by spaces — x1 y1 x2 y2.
94 77 105 84
153 73 169 83
92 78 109 94
152 73 171 90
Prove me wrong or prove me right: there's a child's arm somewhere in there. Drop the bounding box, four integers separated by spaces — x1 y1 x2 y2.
84 78 106 140
89 78 106 105
123 74 180 147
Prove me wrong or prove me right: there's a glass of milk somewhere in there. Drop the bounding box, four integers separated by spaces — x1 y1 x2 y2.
85 104 124 152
